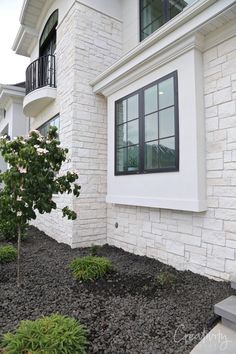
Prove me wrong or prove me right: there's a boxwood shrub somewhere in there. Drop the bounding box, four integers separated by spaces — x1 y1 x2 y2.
69 256 112 281
1 314 87 354
0 245 17 264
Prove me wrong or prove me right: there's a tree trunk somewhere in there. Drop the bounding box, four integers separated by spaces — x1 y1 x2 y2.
17 225 21 287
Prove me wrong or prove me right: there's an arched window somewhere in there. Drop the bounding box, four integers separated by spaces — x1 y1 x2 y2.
39 10 58 57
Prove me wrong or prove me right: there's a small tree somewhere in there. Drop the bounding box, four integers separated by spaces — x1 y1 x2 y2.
0 127 80 287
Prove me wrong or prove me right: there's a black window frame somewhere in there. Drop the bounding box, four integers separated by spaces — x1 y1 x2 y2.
39 9 58 57
38 114 60 137
139 0 189 41
114 71 179 176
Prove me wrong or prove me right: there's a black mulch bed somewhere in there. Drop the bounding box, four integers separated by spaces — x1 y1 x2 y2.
0 227 235 354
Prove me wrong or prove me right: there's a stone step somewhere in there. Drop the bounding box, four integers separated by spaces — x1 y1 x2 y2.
190 322 236 353
214 296 236 327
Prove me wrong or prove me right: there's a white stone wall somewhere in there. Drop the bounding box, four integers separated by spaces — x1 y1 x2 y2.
31 4 76 245
71 2 122 247
32 2 122 246
106 33 236 281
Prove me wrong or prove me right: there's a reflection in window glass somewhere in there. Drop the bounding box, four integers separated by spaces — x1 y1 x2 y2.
159 137 175 168
128 95 139 121
115 71 178 174
145 140 159 170
145 85 157 114
159 107 175 139
128 120 139 145
128 146 139 171
145 113 158 142
117 124 127 148
116 148 127 172
140 0 195 41
159 77 174 109
116 101 126 125
38 114 60 137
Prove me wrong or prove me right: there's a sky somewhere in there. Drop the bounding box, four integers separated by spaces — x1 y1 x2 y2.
0 0 29 85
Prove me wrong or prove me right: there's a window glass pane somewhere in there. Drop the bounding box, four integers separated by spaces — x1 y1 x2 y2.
116 148 127 172
116 101 126 125
145 140 159 170
159 77 174 109
39 115 60 136
141 1 164 39
159 107 175 139
144 85 157 114
169 0 194 19
128 145 139 171
127 94 139 121
115 71 178 174
145 112 158 142
159 137 176 168
117 124 127 148
40 10 58 48
128 119 139 145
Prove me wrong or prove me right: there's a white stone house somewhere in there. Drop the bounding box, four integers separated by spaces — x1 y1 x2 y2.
0 83 29 173
12 0 236 280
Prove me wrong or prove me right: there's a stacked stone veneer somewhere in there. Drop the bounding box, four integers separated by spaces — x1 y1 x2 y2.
107 34 236 281
33 2 122 246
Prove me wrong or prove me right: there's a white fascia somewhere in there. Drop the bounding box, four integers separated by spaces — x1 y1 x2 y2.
91 0 236 95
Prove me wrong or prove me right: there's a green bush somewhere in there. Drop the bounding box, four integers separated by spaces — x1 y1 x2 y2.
69 256 112 281
1 314 87 354
90 244 101 256
155 271 177 289
0 220 27 241
0 245 17 264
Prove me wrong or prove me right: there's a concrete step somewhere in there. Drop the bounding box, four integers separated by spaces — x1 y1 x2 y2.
190 322 236 353
214 296 236 329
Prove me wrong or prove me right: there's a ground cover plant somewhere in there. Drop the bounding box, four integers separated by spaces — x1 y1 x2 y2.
0 127 80 286
0 245 17 264
69 256 112 281
1 226 235 354
1 314 87 354
155 271 178 289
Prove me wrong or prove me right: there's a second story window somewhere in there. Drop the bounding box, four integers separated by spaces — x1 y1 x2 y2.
39 9 58 57
140 0 195 41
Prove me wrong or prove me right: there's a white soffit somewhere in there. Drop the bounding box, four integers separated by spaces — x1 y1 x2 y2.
0 85 25 109
13 0 53 57
20 0 47 28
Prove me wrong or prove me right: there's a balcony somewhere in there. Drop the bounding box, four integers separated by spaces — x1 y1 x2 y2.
23 54 57 117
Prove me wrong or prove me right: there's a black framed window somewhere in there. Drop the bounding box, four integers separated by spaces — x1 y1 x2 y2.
140 0 194 41
115 71 179 175
38 114 60 137
39 9 58 56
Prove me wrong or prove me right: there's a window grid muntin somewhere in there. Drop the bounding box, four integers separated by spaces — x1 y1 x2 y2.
140 0 190 41
115 71 179 175
116 93 140 172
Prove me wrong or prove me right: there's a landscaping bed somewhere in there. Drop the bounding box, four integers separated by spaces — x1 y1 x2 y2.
0 227 235 354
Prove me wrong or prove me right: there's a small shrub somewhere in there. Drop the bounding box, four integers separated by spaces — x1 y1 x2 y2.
0 245 17 264
90 244 101 256
1 314 87 354
69 256 112 281
0 220 27 241
155 271 177 289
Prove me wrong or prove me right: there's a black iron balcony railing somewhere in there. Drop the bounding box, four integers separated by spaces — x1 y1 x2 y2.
25 54 56 95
